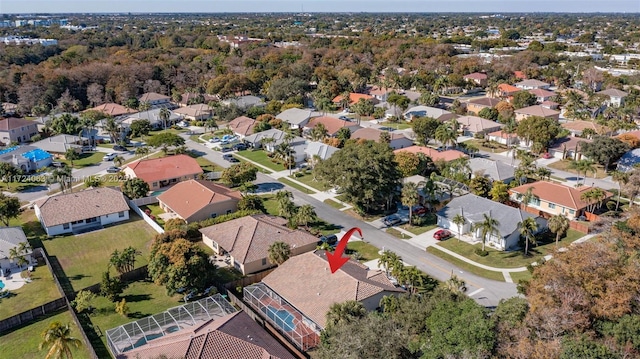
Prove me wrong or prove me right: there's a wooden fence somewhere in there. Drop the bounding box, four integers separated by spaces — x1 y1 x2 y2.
223 268 276 290
570 221 591 234
0 297 67 333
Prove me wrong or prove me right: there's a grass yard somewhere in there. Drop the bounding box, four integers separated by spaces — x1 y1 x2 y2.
346 241 381 262
436 229 584 269
386 228 405 239
309 220 341 237
189 134 205 143
547 159 608 179
43 216 157 292
63 151 105 168
0 310 93 359
464 139 509 153
0 260 61 321
344 209 383 222
400 214 438 235
139 204 166 226
123 151 165 165
278 178 316 194
509 271 532 284
0 181 45 193
193 156 222 173
261 195 280 216
426 247 506 282
235 150 285 172
379 121 411 130
323 199 345 209
291 173 331 191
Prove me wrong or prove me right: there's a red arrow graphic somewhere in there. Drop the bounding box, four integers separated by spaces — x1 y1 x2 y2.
326 227 363 273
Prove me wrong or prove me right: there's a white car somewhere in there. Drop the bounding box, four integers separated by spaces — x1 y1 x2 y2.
103 153 117 161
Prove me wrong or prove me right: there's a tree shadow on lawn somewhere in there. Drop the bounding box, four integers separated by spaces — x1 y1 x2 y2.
123 294 151 303
309 221 342 233
68 274 91 282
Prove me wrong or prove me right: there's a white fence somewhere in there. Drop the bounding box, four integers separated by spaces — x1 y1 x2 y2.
130 196 159 206
127 199 164 234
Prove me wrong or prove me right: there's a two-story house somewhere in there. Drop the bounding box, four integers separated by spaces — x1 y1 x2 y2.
0 118 38 144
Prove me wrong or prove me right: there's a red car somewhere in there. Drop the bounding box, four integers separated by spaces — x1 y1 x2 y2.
412 206 428 216
433 229 452 240
541 152 552 159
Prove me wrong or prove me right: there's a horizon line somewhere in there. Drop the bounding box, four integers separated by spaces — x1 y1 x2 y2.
5 11 640 15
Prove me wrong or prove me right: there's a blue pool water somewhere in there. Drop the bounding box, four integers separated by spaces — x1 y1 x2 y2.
22 148 52 162
0 280 4 289
0 146 18 156
122 326 180 352
264 306 296 332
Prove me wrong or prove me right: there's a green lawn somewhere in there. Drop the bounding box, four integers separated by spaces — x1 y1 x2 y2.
0 311 93 359
400 214 438 235
261 195 280 216
193 156 222 173
323 199 345 209
548 159 609 179
189 134 205 143
123 151 164 165
464 139 509 153
0 260 61 321
510 271 532 284
235 150 285 172
436 229 584 269
426 247 506 282
140 204 166 227
63 151 105 168
291 173 330 191
43 216 157 292
0 181 45 193
386 228 405 239
346 241 381 262
278 178 316 194
379 121 411 130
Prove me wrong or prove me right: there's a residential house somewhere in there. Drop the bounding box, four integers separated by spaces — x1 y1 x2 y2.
177 92 218 106
123 154 203 190
541 100 560 110
617 148 640 173
1 103 17 116
455 115 502 136
514 105 560 121
86 103 137 118
331 93 377 109
199 214 319 275
487 130 519 146
157 180 241 223
366 86 393 102
222 95 265 109
469 158 516 183
276 108 314 129
496 84 521 98
351 127 414 149
243 129 307 163
0 145 52 172
597 88 628 107
509 181 612 220
529 88 557 103
121 108 181 130
465 97 501 115
403 106 456 122
548 136 592 160
514 71 527 80
437 194 546 251
244 250 405 350
303 116 361 137
394 146 467 162
138 92 171 107
227 116 257 138
463 72 488 87
0 117 38 144
172 104 213 121
514 79 551 90
32 134 86 155
561 120 612 137
304 141 339 161
0 227 33 277
34 187 130 236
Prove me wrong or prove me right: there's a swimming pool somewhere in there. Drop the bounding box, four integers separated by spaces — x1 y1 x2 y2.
264 305 296 332
22 148 52 162
0 146 18 156
0 280 5 290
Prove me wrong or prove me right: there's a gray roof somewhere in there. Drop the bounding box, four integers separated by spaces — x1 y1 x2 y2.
224 95 264 108
304 141 339 160
36 187 130 227
617 148 640 172
121 108 181 126
469 158 516 182
276 108 313 125
32 134 85 153
404 106 452 120
0 227 30 260
243 129 305 147
437 194 537 238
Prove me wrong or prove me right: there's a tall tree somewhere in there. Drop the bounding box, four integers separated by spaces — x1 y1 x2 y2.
146 132 185 154
452 213 466 241
377 250 402 277
120 178 150 199
411 116 441 145
490 180 510 203
158 107 171 130
611 170 630 211
516 116 560 154
0 193 21 226
39 321 82 359
475 213 500 251
295 204 317 229
580 136 630 172
325 300 367 329
519 216 538 256
435 122 458 149
401 182 420 224
64 149 79 168
548 214 570 247
267 241 291 266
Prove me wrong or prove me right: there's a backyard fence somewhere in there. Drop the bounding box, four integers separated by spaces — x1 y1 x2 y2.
128 199 164 234
0 298 67 333
80 266 149 294
130 196 159 207
570 221 591 234
223 268 276 290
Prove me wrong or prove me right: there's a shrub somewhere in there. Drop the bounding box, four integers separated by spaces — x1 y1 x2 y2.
474 248 489 257
164 218 186 231
144 209 151 215
154 229 188 244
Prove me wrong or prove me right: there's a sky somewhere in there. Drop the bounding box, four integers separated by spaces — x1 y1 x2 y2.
1 0 639 14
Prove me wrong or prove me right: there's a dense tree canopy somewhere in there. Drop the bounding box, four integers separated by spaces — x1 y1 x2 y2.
580 136 630 171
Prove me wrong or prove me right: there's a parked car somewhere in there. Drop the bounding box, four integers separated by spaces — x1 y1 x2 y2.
317 234 339 247
541 152 552 159
382 214 403 227
106 166 120 173
113 145 127 151
232 143 247 151
220 146 233 153
209 137 220 143
102 153 117 161
433 229 453 240
222 154 239 162
412 205 428 216
51 161 66 168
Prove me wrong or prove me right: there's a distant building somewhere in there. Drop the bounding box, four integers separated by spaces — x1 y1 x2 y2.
0 146 52 172
0 117 39 144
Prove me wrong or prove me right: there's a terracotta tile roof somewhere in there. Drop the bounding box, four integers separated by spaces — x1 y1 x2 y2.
394 145 467 162
467 97 501 108
86 103 137 117
514 105 560 118
228 116 257 136
305 116 358 135
157 180 241 220
463 72 488 80
528 88 556 98
125 154 203 184
332 93 374 105
514 71 527 79
119 311 295 359
618 130 640 140
498 83 521 94
510 181 612 211
0 117 37 131
351 127 409 142
487 130 514 139
367 86 393 96
262 251 404 328
139 92 170 102
36 187 129 227
199 214 318 265
173 104 213 118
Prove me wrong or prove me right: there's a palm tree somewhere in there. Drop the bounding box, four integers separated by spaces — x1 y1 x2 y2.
451 213 466 241
446 272 467 294
135 146 150 159
113 155 125 168
275 191 296 218
377 250 401 276
325 300 367 328
611 170 629 211
339 91 351 110
396 266 424 294
39 321 82 359
295 204 317 229
48 167 73 194
521 187 538 213
159 107 171 130
536 167 552 181
309 123 329 142
267 241 291 266
548 214 570 247
519 217 538 256
104 117 121 144
475 213 500 251
401 182 420 225
435 122 457 149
